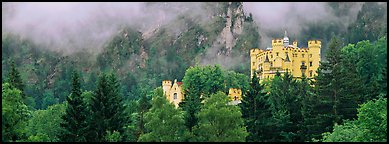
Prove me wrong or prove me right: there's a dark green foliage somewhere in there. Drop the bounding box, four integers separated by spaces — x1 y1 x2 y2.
86 72 128 142
315 36 345 123
59 71 89 142
322 98 387 142
240 72 271 142
136 93 152 139
299 76 323 141
6 60 24 95
351 38 387 101
267 71 303 142
106 73 128 136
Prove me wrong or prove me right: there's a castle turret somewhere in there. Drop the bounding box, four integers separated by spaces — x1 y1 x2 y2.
308 40 321 77
250 49 260 78
283 30 289 47
272 39 283 49
162 80 172 99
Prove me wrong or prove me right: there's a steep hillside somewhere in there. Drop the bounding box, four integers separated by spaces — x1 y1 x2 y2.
2 2 386 110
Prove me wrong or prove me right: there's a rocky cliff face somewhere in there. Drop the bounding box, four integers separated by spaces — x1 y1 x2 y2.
215 2 246 56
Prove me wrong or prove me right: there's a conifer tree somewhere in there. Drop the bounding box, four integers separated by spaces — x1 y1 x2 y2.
86 73 110 142
6 60 24 97
106 73 128 140
299 76 322 141
338 45 364 120
267 71 302 142
313 36 361 140
59 70 88 142
137 93 151 139
86 72 128 142
240 72 271 142
315 36 344 124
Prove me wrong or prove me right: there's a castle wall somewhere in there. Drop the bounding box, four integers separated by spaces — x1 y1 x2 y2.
162 80 184 108
250 37 321 82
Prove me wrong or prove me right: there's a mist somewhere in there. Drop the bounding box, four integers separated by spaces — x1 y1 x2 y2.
2 2 205 55
2 2 364 70
243 2 363 48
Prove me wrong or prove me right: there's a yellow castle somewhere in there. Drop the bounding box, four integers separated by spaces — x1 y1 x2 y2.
162 79 184 108
162 79 242 107
250 31 321 81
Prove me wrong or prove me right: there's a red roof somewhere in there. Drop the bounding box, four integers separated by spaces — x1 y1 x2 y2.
177 82 183 86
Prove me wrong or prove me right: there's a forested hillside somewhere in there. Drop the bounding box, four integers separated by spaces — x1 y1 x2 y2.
2 2 387 142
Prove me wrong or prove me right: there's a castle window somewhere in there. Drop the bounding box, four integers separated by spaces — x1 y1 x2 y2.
301 61 305 65
253 62 255 66
276 52 279 56
271 55 273 58
302 54 305 58
310 54 312 58
270 62 273 67
310 61 313 67
174 93 177 100
309 71 313 77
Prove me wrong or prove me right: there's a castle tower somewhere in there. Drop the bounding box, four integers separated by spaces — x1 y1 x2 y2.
162 80 172 99
272 38 283 54
250 49 260 78
308 40 321 77
283 30 289 47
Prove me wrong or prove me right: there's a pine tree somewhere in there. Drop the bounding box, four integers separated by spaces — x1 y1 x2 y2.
59 70 89 142
178 90 202 134
86 73 110 142
299 76 322 141
315 36 344 124
106 73 128 140
6 60 24 97
137 93 151 139
240 72 271 142
86 72 128 142
313 36 362 140
267 71 302 142
338 48 364 120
